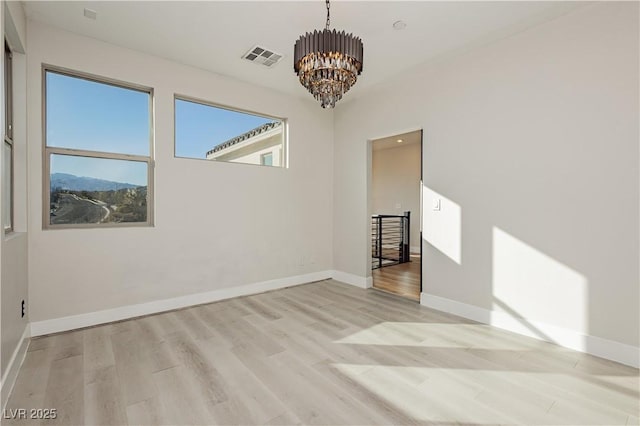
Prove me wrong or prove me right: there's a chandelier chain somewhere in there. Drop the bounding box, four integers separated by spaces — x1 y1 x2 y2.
325 0 330 30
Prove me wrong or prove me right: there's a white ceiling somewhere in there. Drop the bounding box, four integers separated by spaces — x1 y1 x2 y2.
22 1 583 103
372 129 421 151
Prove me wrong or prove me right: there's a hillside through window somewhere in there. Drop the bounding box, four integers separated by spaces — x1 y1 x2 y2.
175 97 286 167
44 68 153 228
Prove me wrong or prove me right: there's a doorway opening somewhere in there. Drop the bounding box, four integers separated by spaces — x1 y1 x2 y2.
369 130 422 301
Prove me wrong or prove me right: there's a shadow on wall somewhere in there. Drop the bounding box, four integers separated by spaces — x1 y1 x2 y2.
422 185 462 265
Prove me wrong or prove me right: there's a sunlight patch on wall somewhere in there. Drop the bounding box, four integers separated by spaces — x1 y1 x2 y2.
492 227 588 336
422 185 461 264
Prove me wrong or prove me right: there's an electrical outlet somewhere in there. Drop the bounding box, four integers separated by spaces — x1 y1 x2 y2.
21 300 25 318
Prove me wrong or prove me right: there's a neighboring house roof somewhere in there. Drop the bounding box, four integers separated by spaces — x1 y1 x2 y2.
207 121 283 156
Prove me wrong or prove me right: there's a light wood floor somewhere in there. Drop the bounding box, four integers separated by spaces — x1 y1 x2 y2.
373 255 421 301
6 280 639 425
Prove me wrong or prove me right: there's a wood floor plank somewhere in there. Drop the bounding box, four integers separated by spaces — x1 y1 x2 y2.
241 295 283 320
270 350 394 426
263 411 304 425
311 360 422 425
196 337 290 424
171 308 216 341
372 255 421 300
3 347 56 425
197 305 286 356
231 342 345 425
135 316 180 373
124 397 164 426
151 366 212 425
42 354 84 425
83 325 116 373
164 331 228 406
84 365 127 426
110 325 157 407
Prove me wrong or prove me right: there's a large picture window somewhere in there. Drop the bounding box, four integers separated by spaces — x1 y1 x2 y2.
44 67 153 228
174 96 286 167
3 40 13 233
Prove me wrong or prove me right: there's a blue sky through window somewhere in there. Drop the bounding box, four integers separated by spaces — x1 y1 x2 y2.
175 98 273 159
46 72 150 155
47 71 149 186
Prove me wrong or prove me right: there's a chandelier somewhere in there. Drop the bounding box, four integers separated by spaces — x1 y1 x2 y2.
294 0 364 108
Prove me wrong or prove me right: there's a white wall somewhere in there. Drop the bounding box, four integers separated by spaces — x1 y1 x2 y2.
334 2 639 353
1 0 29 405
372 142 421 252
27 22 334 323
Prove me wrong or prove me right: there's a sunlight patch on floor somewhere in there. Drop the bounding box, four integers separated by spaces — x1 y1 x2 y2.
334 321 547 350
331 363 635 425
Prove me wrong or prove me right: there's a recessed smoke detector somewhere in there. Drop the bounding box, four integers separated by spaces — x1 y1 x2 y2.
393 20 407 30
83 8 97 20
242 45 283 68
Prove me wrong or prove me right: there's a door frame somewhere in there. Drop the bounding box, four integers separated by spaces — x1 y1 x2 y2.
367 127 424 297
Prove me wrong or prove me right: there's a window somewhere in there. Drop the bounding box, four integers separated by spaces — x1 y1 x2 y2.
3 40 13 233
44 67 153 228
260 152 273 166
174 96 286 168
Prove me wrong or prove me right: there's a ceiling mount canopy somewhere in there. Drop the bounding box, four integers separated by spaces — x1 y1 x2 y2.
293 0 364 108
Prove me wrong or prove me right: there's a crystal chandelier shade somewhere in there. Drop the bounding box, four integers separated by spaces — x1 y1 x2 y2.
293 2 363 108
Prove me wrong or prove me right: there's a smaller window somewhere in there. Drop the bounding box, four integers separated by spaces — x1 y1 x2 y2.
175 96 286 168
260 152 273 166
3 40 14 233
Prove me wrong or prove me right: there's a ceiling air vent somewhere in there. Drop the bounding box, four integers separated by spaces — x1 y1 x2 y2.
242 46 283 68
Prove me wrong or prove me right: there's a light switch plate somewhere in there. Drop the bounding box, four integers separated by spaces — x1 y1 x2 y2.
433 199 441 211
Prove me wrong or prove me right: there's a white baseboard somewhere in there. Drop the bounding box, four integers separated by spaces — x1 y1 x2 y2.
332 270 372 289
1 325 30 410
420 293 639 368
31 270 333 337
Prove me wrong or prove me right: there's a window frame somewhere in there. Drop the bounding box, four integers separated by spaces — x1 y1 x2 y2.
4 40 14 234
173 94 288 167
42 64 155 230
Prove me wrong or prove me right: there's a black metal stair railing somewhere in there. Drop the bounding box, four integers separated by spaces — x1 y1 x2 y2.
371 211 410 270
